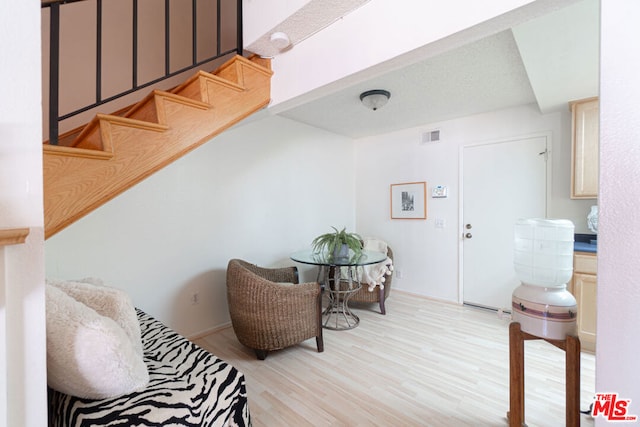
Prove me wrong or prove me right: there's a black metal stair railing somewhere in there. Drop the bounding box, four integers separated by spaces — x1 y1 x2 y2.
42 0 243 146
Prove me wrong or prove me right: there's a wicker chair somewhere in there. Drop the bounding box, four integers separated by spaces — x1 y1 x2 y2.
226 259 324 360
349 246 394 315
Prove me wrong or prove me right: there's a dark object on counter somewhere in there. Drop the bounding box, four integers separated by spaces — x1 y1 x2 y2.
574 233 597 253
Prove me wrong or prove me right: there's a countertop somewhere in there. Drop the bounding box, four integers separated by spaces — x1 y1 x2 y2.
574 233 597 253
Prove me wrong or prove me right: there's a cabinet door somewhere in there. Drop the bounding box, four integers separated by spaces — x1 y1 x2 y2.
571 98 599 199
575 252 597 274
574 272 597 352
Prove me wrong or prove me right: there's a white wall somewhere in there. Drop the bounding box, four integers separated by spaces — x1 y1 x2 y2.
355 103 593 302
0 0 47 426
45 115 355 336
596 1 640 423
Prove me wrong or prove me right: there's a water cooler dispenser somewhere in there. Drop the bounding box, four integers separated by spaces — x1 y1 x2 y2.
508 219 582 427
511 218 577 340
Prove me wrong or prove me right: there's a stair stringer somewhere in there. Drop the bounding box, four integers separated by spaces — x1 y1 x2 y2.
43 55 272 239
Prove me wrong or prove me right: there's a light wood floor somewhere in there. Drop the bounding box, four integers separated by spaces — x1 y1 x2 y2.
194 291 595 427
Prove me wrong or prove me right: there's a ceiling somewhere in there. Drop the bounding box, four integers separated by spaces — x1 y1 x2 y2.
250 0 599 139
278 29 537 138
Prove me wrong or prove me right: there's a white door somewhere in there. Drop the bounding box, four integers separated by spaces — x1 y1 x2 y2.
462 136 547 310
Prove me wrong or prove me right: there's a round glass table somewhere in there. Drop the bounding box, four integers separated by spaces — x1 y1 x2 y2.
290 249 387 330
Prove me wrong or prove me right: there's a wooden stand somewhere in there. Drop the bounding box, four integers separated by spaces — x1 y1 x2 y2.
508 322 581 427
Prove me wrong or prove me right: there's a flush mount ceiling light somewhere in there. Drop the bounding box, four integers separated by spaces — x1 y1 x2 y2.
360 89 391 111
270 32 291 50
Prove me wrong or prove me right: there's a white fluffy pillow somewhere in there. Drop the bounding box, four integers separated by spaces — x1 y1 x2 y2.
46 285 149 399
46 278 143 356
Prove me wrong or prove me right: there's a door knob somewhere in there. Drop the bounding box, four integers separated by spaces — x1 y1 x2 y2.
465 233 473 239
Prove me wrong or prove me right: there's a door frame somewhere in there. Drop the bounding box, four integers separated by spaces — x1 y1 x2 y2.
457 131 553 305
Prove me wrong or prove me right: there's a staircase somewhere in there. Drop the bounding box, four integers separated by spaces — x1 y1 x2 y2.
43 55 272 239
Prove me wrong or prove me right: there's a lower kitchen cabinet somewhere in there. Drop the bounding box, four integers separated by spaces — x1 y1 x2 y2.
570 252 597 352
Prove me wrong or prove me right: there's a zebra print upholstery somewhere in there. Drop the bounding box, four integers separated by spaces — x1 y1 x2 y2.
49 309 250 427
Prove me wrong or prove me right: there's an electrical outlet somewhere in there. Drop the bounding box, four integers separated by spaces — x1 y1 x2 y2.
191 293 199 305
395 269 403 279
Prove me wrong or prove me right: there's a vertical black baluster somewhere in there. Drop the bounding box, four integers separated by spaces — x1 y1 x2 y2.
96 0 102 103
216 0 221 56
133 0 138 89
236 0 242 56
192 0 197 65
165 0 170 75
49 2 60 145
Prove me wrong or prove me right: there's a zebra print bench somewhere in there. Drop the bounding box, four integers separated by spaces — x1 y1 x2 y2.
49 309 250 427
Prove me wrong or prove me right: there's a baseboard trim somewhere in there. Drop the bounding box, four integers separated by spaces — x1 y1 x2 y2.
187 322 232 341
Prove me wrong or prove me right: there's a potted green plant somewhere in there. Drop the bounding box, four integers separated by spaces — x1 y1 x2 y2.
312 227 363 258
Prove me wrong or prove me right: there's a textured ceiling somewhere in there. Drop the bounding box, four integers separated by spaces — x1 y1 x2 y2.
278 29 537 138
249 0 599 139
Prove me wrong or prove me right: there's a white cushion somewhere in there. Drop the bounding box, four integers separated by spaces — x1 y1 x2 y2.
45 285 149 399
47 278 143 356
361 238 393 291
363 237 388 254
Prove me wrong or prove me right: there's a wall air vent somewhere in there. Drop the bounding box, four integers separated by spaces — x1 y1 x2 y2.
421 129 441 144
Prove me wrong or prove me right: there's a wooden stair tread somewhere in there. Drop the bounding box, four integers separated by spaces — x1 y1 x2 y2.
43 55 272 238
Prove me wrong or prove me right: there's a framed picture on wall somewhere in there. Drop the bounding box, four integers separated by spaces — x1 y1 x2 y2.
390 182 427 219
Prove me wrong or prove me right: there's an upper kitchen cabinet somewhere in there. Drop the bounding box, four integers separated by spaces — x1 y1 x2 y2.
570 97 599 199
